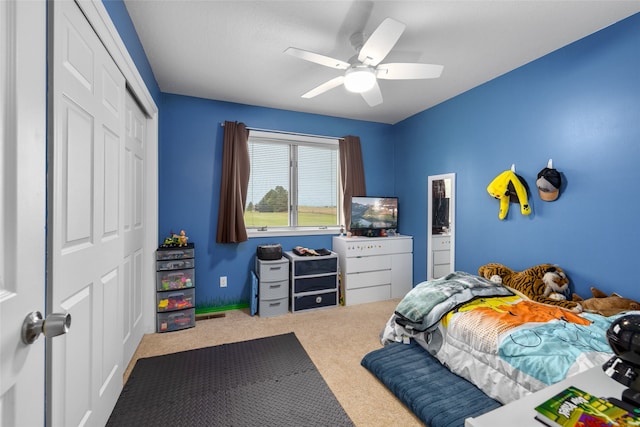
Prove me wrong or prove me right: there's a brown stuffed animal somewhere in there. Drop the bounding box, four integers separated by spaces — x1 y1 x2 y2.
572 287 640 316
478 263 582 312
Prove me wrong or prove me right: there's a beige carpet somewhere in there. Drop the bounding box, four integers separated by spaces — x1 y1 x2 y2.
125 299 423 426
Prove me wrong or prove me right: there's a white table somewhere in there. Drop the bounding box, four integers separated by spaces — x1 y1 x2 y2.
465 366 627 426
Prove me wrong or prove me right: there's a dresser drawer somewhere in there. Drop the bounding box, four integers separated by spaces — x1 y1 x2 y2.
293 274 337 294
292 256 337 276
255 258 288 282
259 279 289 300
433 250 450 265
391 238 413 254
292 291 337 312
432 235 451 249
433 264 451 279
259 297 288 318
345 255 391 274
346 285 391 305
346 270 392 290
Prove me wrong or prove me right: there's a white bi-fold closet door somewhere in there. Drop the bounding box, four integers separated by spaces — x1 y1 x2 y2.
1 1 156 424
48 1 152 425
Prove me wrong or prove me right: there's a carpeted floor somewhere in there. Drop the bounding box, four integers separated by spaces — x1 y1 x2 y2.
124 300 424 426
108 333 353 426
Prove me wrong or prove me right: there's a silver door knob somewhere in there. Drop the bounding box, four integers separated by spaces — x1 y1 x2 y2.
21 311 71 344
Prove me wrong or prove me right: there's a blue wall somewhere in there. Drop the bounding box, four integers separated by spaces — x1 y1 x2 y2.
395 12 640 300
106 1 640 305
159 95 393 308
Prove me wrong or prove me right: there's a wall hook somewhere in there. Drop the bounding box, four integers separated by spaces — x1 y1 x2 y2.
547 159 553 168
510 163 516 172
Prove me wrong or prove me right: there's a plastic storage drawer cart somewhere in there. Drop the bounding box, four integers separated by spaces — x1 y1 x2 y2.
255 257 289 317
156 244 195 332
284 251 339 313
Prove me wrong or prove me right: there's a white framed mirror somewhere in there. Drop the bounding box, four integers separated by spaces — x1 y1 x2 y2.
427 173 455 280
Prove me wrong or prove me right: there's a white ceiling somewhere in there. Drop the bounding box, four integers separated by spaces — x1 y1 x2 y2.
123 1 640 124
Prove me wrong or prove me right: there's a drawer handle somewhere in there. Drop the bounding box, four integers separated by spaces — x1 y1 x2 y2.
315 296 322 303
269 266 282 271
269 302 281 307
269 284 282 289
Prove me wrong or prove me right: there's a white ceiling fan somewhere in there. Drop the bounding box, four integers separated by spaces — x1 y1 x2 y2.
285 17 443 107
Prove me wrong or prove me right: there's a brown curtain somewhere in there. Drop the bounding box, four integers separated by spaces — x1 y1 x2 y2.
339 135 367 230
216 121 250 243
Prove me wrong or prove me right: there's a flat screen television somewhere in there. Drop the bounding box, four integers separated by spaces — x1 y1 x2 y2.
350 196 398 236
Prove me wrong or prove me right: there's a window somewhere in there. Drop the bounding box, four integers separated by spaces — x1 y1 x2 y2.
244 131 342 235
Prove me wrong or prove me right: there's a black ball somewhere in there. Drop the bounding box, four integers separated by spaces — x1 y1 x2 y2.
607 314 640 368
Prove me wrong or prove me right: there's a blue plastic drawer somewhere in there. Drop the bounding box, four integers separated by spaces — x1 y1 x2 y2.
292 291 337 312
293 274 337 294
293 257 337 276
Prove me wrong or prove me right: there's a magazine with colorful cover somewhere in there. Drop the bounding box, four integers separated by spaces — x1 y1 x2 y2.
534 386 640 427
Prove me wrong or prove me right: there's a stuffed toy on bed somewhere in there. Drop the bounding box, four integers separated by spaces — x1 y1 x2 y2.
572 287 640 317
478 263 582 312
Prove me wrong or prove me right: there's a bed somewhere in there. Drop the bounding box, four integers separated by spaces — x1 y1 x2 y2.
374 271 626 406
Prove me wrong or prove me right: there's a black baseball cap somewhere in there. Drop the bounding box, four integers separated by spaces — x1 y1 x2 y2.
536 167 561 201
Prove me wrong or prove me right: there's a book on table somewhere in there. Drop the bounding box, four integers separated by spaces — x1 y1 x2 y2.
534 385 640 427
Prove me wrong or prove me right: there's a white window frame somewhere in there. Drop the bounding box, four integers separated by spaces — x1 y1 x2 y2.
246 130 343 238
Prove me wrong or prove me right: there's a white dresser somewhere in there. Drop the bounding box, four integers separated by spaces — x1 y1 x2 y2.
332 235 413 305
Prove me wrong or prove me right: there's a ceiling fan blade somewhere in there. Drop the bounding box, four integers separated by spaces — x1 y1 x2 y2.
376 63 444 80
358 18 406 67
360 80 383 107
302 76 345 99
284 47 349 70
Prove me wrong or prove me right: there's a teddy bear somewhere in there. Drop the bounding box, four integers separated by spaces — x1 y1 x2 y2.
478 262 582 312
177 229 189 247
572 287 640 317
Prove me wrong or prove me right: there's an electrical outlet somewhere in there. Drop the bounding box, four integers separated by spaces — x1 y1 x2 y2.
220 276 227 288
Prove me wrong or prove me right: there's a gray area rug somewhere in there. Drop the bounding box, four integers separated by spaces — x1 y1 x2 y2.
107 332 353 426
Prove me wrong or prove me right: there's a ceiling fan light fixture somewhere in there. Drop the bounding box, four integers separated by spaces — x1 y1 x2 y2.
344 67 376 93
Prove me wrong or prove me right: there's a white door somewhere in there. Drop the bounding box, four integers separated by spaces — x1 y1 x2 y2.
0 1 47 425
123 91 147 363
48 1 126 425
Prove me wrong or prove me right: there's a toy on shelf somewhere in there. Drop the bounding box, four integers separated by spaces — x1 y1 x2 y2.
160 272 193 290
158 294 193 311
177 230 188 247
160 229 190 248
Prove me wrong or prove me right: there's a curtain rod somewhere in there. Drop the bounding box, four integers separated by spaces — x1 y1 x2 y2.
220 122 344 141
